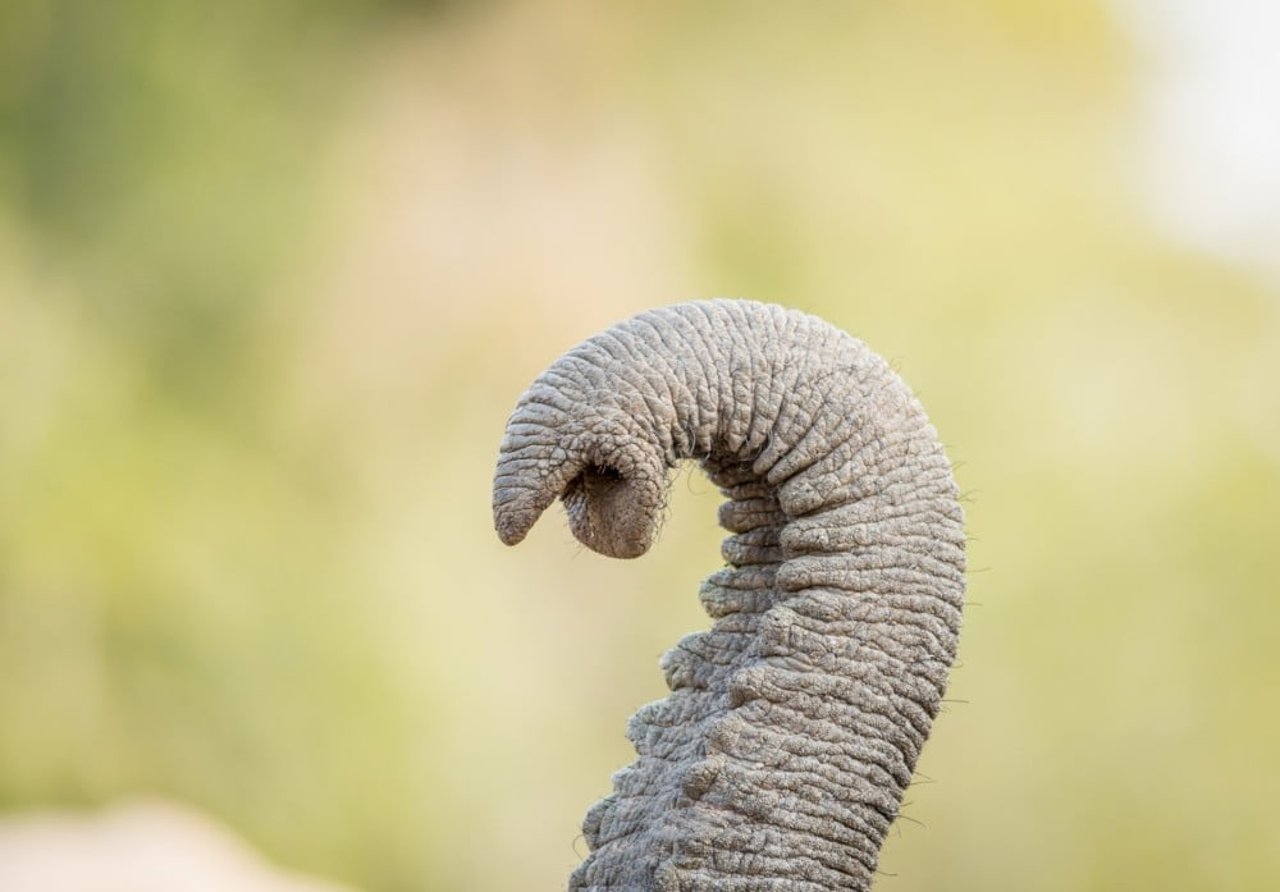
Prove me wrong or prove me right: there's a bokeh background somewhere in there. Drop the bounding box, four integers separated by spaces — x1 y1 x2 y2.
2 1 1278 890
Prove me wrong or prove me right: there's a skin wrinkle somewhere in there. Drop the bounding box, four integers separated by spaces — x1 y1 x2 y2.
640 309 716 456
781 375 909 487
752 349 827 476
716 303 760 457
492 300 965 891
687 303 731 444
629 317 698 464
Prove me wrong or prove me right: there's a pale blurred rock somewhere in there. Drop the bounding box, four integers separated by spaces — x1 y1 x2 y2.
0 800 360 892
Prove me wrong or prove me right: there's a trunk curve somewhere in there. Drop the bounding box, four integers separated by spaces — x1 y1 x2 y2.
492 299 965 891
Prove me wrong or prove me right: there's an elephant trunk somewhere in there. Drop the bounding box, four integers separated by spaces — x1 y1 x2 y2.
492 299 965 891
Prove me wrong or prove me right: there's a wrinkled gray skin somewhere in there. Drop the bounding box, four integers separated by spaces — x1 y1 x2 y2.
492 299 965 891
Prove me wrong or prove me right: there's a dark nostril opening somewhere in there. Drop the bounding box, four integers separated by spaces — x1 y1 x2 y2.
560 463 653 559
563 465 624 500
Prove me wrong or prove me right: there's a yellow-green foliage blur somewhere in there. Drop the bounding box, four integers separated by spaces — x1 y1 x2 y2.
2 1 1277 890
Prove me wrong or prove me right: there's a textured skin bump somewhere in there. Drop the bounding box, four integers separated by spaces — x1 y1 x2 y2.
492 300 965 891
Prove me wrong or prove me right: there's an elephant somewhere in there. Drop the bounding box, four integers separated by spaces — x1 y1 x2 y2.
492 299 965 891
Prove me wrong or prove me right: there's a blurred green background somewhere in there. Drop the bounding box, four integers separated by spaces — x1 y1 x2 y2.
2 1 1277 889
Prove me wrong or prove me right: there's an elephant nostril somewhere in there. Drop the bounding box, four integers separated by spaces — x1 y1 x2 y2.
573 464 620 490
562 464 623 506
561 465 655 560
592 464 623 482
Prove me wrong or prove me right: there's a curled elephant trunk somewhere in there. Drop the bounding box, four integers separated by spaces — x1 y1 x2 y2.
492 299 965 891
